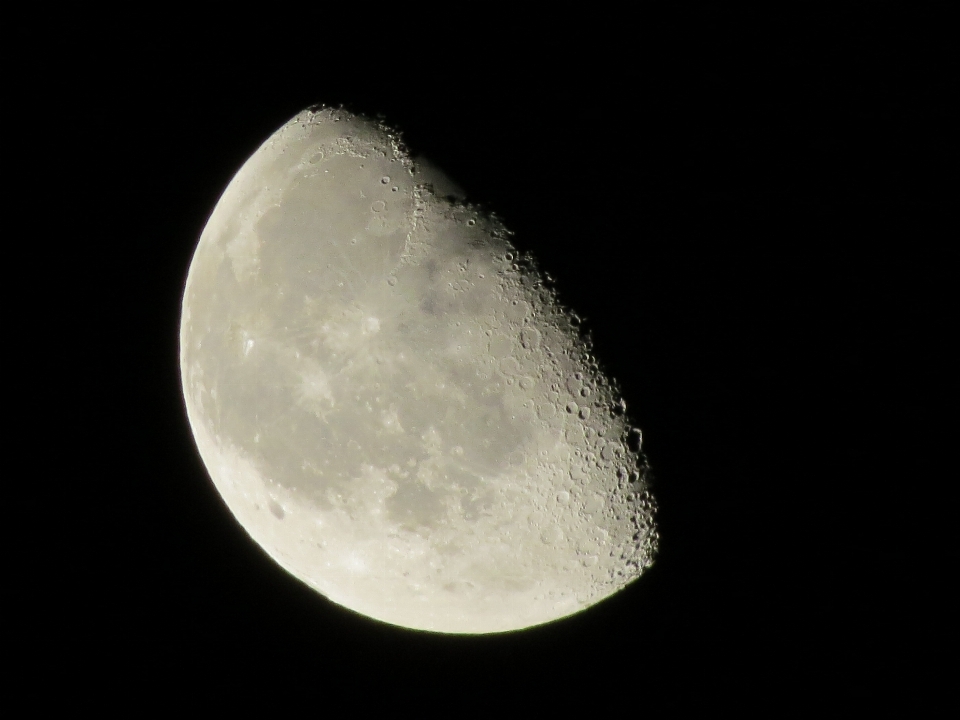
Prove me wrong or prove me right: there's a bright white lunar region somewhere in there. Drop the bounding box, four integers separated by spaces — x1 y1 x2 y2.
180 106 659 634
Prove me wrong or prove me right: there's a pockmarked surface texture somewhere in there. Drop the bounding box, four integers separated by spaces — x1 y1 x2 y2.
180 107 659 633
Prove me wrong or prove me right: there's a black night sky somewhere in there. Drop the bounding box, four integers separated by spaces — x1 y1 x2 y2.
50 7 951 709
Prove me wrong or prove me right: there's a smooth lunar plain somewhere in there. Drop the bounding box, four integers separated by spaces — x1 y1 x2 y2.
179 106 658 633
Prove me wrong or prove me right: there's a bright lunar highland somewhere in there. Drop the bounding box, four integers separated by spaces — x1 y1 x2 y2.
180 106 659 633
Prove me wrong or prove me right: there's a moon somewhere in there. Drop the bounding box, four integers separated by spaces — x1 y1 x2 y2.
179 106 658 633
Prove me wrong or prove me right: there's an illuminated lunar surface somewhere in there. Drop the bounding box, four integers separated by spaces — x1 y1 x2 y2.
179 106 658 633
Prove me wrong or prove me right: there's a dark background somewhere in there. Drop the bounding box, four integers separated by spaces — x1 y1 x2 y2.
48 6 952 708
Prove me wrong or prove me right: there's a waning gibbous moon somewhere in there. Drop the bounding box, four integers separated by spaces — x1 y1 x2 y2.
179 105 659 634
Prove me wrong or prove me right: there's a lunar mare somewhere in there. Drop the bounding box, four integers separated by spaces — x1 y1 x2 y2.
180 106 658 633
